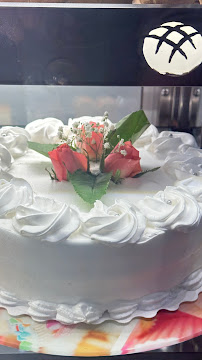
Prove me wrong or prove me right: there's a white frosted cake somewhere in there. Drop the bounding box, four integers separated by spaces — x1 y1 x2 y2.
0 114 201 324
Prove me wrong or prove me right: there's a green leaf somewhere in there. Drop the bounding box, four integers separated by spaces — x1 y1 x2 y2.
111 169 121 184
133 167 160 178
106 110 150 156
28 141 59 157
68 170 112 204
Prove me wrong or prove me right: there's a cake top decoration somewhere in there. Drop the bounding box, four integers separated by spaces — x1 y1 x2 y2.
27 111 161 204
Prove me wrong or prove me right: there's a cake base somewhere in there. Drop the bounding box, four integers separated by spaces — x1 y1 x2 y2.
1 267 202 325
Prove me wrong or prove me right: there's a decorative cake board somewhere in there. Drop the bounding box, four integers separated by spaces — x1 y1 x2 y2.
0 294 202 356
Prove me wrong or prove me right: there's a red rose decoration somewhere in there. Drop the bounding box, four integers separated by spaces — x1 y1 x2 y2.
49 143 88 181
104 141 141 178
77 121 104 161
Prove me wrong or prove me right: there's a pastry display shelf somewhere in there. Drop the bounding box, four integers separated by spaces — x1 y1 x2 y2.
0 294 201 356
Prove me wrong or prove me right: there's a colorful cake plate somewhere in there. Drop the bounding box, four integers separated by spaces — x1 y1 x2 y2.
0 294 202 356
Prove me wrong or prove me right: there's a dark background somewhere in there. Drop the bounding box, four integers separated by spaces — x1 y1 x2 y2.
0 5 201 86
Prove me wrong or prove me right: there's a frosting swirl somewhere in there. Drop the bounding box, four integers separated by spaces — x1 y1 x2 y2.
13 196 80 242
147 131 198 160
0 144 12 171
137 186 201 232
80 200 146 245
0 172 33 217
25 118 65 144
133 124 159 148
176 177 202 210
0 126 30 158
163 146 202 180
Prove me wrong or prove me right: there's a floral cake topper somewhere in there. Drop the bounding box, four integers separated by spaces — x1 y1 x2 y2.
28 111 158 204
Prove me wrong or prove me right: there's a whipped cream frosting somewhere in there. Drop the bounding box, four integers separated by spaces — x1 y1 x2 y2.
0 172 33 217
79 200 146 245
147 130 198 160
0 126 30 158
1 267 202 324
176 177 202 210
0 144 12 171
137 185 201 232
134 124 159 148
13 196 80 242
25 118 65 144
163 146 202 180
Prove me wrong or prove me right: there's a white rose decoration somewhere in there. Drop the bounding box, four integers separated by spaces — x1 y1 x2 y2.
148 131 198 160
0 126 30 158
133 124 159 148
137 186 201 232
0 144 12 171
25 117 64 144
176 178 202 210
163 146 202 180
80 200 146 245
13 196 80 242
0 172 33 217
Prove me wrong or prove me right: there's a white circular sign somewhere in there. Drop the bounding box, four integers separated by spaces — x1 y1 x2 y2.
143 21 202 76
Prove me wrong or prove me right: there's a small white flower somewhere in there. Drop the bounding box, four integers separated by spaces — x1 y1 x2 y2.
86 132 92 138
77 128 82 135
91 139 96 145
120 150 127 156
119 138 124 146
72 121 80 128
84 124 91 132
104 111 109 117
104 142 110 149
94 128 99 133
110 124 115 131
104 122 109 128
99 128 104 134
67 139 72 145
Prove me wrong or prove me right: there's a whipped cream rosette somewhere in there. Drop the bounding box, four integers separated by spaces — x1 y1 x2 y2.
147 131 198 160
25 117 67 144
176 177 202 210
79 200 146 245
163 146 202 180
133 124 159 148
137 186 201 232
0 144 12 171
0 172 33 217
13 196 80 242
0 126 30 158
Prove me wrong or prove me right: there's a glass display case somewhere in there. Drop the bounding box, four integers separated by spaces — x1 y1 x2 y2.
0 1 201 358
